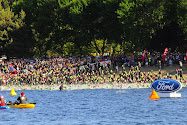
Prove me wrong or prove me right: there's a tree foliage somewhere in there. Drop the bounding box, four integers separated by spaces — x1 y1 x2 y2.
0 0 186 57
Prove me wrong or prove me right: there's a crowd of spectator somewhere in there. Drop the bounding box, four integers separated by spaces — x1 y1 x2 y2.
112 50 186 69
0 51 186 87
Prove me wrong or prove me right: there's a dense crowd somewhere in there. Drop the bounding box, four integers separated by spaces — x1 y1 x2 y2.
0 51 186 87
113 50 186 68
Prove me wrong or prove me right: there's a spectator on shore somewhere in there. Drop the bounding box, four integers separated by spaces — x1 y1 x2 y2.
0 51 186 87
179 61 183 69
169 59 173 67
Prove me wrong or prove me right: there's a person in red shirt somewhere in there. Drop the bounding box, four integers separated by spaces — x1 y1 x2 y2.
0 95 6 106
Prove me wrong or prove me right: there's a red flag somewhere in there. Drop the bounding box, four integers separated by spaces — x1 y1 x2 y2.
185 51 187 63
163 48 169 63
142 49 146 62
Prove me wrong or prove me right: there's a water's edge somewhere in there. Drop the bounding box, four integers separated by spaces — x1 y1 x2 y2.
1 82 186 91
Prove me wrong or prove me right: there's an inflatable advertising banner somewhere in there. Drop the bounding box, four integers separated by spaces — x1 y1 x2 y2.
151 79 182 93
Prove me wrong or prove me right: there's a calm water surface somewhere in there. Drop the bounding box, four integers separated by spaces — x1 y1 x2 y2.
0 87 187 125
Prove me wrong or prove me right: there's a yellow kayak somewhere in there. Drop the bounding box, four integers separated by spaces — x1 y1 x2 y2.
7 103 35 108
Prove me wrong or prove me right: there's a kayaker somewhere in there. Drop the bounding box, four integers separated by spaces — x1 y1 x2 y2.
0 95 6 106
17 92 28 104
59 84 63 91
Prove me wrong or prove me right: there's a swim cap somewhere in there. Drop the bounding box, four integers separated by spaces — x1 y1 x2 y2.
0 95 4 99
21 92 24 96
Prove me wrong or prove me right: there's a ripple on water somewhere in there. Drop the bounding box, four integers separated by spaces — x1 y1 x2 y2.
1 88 187 124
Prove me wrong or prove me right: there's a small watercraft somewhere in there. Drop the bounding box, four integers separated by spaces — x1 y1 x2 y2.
7 103 35 108
0 106 10 109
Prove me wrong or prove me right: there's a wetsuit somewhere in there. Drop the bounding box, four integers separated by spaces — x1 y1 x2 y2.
59 85 63 91
17 96 28 104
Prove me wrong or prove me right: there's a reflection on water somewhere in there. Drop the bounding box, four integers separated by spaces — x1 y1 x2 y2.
0 88 187 125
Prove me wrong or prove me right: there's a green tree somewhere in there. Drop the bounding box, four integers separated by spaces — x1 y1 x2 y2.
13 0 60 56
151 0 187 52
0 0 29 57
117 0 165 51
58 0 123 55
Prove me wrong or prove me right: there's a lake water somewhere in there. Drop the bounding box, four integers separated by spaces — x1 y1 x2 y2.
0 88 187 125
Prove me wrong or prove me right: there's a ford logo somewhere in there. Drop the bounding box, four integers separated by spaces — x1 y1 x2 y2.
151 79 182 93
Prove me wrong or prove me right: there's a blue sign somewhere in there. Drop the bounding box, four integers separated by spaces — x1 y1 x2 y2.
151 79 182 93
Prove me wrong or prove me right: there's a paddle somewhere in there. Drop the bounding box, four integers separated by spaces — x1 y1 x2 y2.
29 103 36 104
6 102 12 105
6 102 36 105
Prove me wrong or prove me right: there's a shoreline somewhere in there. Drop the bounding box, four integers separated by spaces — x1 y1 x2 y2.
1 82 187 91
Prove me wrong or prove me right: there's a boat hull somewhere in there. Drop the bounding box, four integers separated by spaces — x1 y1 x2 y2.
0 106 10 109
7 103 35 108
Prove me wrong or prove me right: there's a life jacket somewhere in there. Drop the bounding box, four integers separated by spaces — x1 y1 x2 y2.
17 95 28 104
0 99 6 106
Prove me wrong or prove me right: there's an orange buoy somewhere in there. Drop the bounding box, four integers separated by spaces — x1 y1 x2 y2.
149 89 160 100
